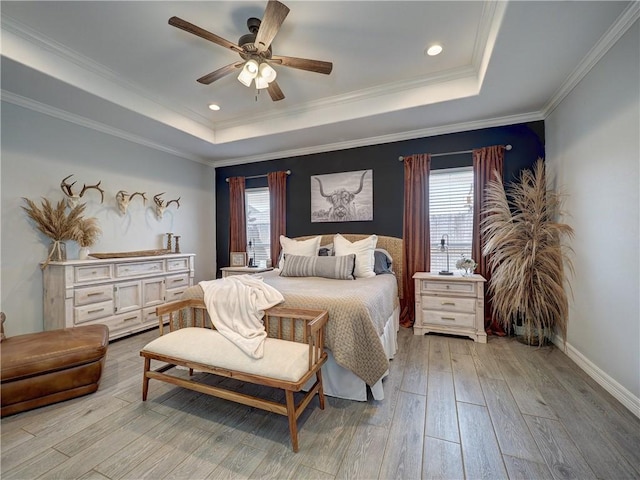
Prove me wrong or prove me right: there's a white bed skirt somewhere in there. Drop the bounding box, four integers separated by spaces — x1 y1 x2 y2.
305 304 400 401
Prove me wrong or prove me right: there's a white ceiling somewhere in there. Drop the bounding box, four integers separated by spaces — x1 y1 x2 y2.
1 1 636 167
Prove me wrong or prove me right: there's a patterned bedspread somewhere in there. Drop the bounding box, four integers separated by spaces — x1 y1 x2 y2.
181 271 399 386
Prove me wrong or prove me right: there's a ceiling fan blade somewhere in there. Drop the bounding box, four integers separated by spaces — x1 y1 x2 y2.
267 81 285 101
169 16 243 54
270 55 333 75
254 0 290 53
197 62 245 85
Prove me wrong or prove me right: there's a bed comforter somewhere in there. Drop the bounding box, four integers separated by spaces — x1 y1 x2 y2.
181 270 398 386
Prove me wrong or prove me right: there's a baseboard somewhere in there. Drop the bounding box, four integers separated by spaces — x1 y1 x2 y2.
552 335 640 419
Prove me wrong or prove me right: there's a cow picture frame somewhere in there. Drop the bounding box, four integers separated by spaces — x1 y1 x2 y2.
230 252 247 267
310 169 373 223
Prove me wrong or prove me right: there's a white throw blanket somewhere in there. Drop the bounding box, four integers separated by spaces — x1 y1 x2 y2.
199 275 284 359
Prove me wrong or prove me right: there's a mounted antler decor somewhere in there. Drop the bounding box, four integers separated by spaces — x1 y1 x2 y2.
116 190 147 215
153 193 180 220
60 175 105 208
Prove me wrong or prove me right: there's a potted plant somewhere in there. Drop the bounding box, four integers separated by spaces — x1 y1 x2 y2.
481 159 574 345
74 217 102 260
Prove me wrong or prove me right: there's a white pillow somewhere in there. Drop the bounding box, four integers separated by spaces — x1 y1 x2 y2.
333 234 378 278
278 235 322 269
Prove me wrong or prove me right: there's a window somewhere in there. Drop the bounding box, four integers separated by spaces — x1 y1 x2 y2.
429 167 474 272
245 187 270 266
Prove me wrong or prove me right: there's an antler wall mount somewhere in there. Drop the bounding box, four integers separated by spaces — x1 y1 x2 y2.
60 175 105 208
116 190 147 215
153 193 181 220
169 0 332 101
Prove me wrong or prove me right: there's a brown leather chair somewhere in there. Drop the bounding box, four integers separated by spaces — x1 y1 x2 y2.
1 313 109 417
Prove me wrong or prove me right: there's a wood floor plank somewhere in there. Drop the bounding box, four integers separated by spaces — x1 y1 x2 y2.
469 342 504 380
524 414 596 480
458 402 508 480
422 436 464 480
503 455 554 480
425 370 459 443
206 443 268 479
0 427 35 451
247 449 302 480
76 469 111 480
428 336 452 373
335 424 388 480
480 377 544 463
451 352 485 405
400 334 429 395
447 337 472 356
2 447 69 480
378 391 426 480
291 464 335 479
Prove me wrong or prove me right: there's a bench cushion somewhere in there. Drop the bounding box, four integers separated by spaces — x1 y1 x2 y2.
142 328 310 383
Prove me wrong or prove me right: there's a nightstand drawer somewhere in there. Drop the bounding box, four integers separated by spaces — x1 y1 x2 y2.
421 280 476 295
421 295 475 314
422 310 475 328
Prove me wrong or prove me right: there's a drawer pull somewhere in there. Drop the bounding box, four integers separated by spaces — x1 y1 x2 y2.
87 292 102 297
446 285 450 289
171 279 182 283
441 317 456 321
123 316 137 322
88 308 105 314
442 301 455 306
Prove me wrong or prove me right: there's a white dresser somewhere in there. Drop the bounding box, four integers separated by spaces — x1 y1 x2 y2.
413 272 487 343
43 253 195 340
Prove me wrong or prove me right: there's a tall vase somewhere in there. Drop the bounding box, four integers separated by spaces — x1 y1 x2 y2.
48 240 67 262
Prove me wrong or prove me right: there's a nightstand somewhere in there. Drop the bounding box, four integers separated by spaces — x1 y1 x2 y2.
221 266 274 278
413 272 487 343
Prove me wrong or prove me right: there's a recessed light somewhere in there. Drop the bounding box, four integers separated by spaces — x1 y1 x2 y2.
426 44 443 56
208 104 221 111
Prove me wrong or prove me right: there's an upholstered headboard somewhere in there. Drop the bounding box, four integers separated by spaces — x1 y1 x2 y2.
295 234 404 299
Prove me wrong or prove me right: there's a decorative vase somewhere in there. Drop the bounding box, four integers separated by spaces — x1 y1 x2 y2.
48 240 67 262
78 247 90 260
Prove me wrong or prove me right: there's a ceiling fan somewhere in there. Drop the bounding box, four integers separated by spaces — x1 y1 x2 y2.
169 0 333 102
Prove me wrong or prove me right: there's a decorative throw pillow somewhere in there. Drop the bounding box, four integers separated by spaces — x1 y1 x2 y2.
280 254 356 280
374 249 394 274
333 234 378 278
278 235 322 269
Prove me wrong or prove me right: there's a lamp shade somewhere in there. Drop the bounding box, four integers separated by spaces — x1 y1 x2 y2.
255 75 269 90
237 59 259 87
259 62 277 83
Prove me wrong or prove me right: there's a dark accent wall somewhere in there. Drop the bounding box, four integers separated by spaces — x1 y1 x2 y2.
216 121 544 272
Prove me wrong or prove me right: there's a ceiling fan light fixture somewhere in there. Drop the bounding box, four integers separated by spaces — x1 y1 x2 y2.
255 75 269 89
238 59 260 86
259 62 277 83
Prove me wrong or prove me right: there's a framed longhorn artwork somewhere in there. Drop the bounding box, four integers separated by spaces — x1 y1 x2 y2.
311 169 373 223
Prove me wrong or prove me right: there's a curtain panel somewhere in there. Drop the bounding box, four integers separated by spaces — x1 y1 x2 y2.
472 145 506 336
401 154 431 328
268 171 287 265
228 176 247 254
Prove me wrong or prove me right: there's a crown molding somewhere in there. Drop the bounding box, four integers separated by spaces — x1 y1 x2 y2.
1 90 211 165
542 1 640 118
213 110 544 167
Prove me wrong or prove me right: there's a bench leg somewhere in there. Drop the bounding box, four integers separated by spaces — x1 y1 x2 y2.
285 390 298 453
316 370 325 410
142 357 151 401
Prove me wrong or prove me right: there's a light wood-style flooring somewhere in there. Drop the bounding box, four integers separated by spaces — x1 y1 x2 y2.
2 326 639 479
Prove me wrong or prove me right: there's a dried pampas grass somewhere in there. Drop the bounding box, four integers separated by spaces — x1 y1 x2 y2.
74 217 102 248
22 198 86 241
482 159 574 345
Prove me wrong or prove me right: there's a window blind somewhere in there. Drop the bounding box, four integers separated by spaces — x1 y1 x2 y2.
245 187 271 266
429 167 474 273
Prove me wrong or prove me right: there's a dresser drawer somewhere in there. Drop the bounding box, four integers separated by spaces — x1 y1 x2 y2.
422 310 475 328
165 273 189 289
115 260 164 278
74 300 115 324
165 287 186 302
142 306 160 326
75 264 112 283
74 284 113 306
421 295 476 314
421 279 476 295
167 258 189 271
95 310 142 337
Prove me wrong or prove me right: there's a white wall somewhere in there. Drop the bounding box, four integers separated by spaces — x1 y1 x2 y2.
545 21 639 405
1 102 217 336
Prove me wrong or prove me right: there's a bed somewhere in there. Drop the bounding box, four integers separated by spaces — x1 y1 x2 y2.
183 234 403 401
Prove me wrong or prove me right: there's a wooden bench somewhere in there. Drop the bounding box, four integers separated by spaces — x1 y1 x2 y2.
140 298 328 452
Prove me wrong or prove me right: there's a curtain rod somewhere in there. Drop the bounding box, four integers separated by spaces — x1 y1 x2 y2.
225 170 291 182
398 144 512 161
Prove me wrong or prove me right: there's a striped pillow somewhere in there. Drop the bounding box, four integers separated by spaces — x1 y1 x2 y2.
280 254 356 280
